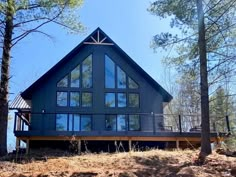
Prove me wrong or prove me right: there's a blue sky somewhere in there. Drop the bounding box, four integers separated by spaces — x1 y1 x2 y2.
8 0 175 150
10 0 174 98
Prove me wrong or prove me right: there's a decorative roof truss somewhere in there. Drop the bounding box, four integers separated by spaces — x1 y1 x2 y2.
84 30 114 45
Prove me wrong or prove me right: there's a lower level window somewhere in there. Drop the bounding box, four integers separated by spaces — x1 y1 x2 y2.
105 115 116 130
105 114 127 131
129 115 140 131
56 114 67 131
81 115 92 131
117 115 127 131
56 114 91 131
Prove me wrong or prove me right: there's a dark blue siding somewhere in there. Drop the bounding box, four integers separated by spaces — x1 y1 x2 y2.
30 44 165 133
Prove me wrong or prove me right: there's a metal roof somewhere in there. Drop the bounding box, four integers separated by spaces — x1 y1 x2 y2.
9 93 31 110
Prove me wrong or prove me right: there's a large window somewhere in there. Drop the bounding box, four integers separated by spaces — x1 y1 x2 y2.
82 55 92 88
56 114 91 131
56 114 68 131
56 55 93 108
82 92 92 107
70 92 80 107
57 92 68 106
57 75 68 87
105 55 139 89
81 115 92 131
73 114 80 131
128 93 139 108
129 115 140 131
128 77 138 89
105 93 115 107
105 55 115 88
104 55 139 108
117 67 126 88
105 92 140 108
117 115 127 131
105 115 116 130
118 93 126 107
105 115 127 131
70 65 80 87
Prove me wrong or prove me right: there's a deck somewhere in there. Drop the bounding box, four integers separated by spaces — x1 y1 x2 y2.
13 112 228 153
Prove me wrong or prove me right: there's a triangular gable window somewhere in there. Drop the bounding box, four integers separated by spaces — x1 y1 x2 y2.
82 55 92 88
105 55 139 89
71 65 80 87
128 77 139 89
57 55 93 88
117 66 126 88
57 75 68 87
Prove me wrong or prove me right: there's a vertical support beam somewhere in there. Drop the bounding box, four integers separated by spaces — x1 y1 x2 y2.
26 139 30 155
14 112 17 132
17 114 21 131
226 115 231 134
15 138 20 151
178 115 182 134
22 121 24 131
77 139 81 155
128 139 132 152
176 139 179 149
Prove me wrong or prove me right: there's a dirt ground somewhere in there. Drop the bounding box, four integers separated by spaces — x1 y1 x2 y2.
0 149 236 177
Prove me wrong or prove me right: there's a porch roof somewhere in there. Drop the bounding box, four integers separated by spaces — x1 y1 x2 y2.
9 93 31 110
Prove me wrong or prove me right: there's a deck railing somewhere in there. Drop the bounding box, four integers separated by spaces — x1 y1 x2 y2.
14 112 231 136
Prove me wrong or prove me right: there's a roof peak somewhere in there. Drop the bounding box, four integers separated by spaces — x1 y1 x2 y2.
83 27 114 46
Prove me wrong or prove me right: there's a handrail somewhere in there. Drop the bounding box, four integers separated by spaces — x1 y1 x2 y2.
13 112 230 134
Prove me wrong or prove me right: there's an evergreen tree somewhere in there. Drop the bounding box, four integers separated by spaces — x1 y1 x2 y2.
148 0 236 155
0 0 84 156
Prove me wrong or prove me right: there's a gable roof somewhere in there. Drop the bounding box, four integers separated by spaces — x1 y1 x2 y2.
21 28 172 102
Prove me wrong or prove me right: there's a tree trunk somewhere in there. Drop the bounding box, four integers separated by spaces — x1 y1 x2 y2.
196 0 212 155
0 0 14 157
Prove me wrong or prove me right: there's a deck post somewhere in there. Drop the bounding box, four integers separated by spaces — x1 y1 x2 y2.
152 112 156 134
176 139 179 149
178 115 182 134
14 112 17 132
128 139 132 152
226 115 231 134
17 114 21 131
77 139 81 155
26 139 30 155
15 138 20 152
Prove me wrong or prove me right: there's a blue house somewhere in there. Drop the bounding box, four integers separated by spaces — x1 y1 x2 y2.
10 28 218 153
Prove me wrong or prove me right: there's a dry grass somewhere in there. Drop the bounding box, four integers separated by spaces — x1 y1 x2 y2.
0 149 236 177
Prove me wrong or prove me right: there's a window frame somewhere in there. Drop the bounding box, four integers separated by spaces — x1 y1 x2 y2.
105 92 116 108
56 91 68 107
69 91 80 107
55 114 92 131
128 93 140 108
81 92 93 107
56 54 93 109
128 114 141 131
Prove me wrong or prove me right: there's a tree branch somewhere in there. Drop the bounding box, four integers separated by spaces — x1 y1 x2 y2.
11 4 67 47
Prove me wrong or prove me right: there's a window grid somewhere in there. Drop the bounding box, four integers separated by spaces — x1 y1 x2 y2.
56 54 93 108
104 55 140 108
105 114 141 131
56 114 92 131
